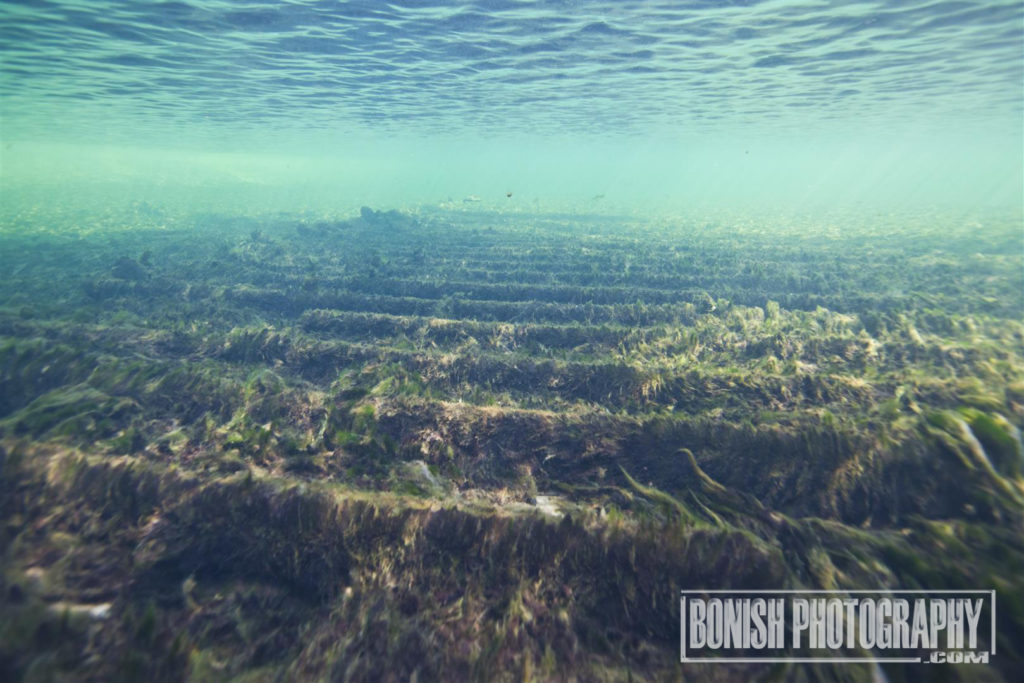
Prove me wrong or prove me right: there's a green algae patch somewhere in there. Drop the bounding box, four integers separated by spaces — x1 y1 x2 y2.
4 386 139 442
959 408 1024 479
1 208 1021 681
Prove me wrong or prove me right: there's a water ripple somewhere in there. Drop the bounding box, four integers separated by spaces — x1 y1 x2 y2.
0 0 1020 139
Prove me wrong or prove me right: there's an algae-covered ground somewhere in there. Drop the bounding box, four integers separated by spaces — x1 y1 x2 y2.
1 204 1022 681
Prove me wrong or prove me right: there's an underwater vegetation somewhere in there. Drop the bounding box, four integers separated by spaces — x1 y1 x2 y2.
1 205 1022 681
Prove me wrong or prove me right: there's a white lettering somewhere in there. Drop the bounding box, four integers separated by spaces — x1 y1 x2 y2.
689 599 706 649
876 599 891 648
724 599 744 649
768 598 784 649
859 600 876 649
826 599 843 649
793 599 809 648
810 599 827 649
707 599 723 649
893 599 910 648
910 599 929 649
750 599 766 649
843 599 857 648
947 600 963 649
964 599 982 650
930 599 947 648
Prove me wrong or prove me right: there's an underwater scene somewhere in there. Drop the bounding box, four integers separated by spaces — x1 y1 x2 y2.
1 1 1022 681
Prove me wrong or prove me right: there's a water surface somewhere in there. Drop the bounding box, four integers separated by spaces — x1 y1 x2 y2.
1 0 1021 213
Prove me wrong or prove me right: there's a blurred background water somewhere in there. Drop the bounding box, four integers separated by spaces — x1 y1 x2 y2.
1 0 1021 215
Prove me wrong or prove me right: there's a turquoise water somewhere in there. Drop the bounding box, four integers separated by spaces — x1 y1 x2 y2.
2 4 1024 680
1 0 1022 214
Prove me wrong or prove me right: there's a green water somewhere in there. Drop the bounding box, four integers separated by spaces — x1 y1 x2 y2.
2 129 1021 218
1 1 1023 681
2 1 1022 217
